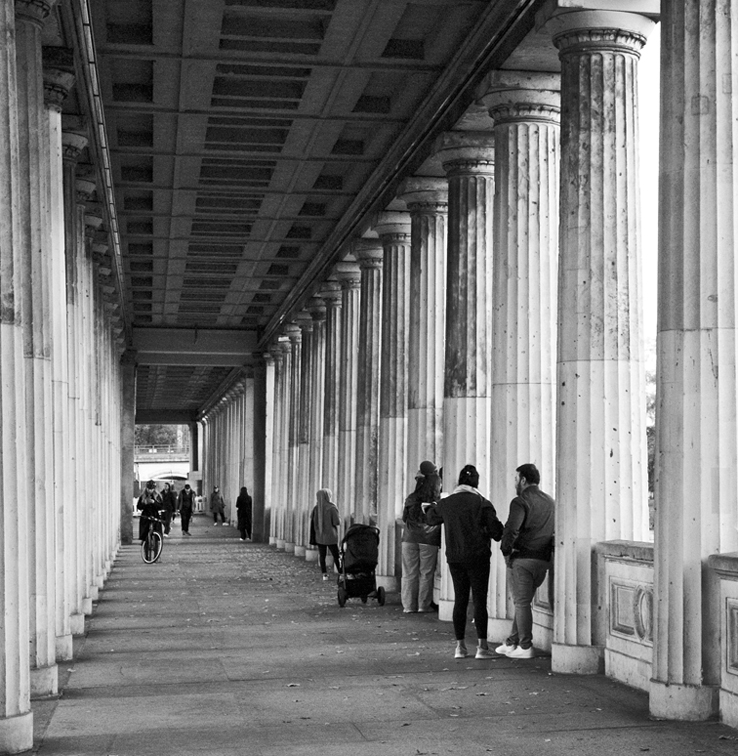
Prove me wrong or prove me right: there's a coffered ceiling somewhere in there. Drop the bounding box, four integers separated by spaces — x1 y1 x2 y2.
81 0 556 420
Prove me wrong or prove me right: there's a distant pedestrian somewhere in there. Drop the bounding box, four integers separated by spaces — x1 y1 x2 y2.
401 460 442 613
161 482 177 537
496 463 555 659
424 464 503 660
236 486 253 541
310 488 340 580
210 486 227 525
177 483 196 535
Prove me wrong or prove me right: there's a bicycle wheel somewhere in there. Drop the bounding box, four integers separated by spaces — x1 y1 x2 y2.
141 531 162 564
150 531 163 562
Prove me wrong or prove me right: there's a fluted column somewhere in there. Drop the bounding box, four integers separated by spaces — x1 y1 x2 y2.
284 323 301 552
268 344 284 545
374 212 411 589
44 57 75 661
543 8 654 674
353 240 384 525
478 71 561 630
16 0 58 698
295 314 312 557
255 353 272 542
650 0 736 721
398 178 448 489
0 0 33 748
275 338 292 548
436 131 495 621
306 297 326 561
335 261 361 529
321 281 342 492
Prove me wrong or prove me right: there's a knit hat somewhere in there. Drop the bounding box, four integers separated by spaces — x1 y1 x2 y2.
418 460 438 476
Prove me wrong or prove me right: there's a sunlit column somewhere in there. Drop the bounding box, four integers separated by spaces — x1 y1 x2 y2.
650 0 738 720
0 0 32 748
397 178 447 488
478 70 560 631
335 261 361 530
543 7 654 674
284 324 301 552
353 239 384 525
321 281 342 492
374 212 411 590
295 314 312 557
16 0 58 698
254 353 272 542
268 343 284 546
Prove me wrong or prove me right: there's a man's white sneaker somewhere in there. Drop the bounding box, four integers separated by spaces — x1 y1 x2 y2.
495 642 515 655
506 645 534 659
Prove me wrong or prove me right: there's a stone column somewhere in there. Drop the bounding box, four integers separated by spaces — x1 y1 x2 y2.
295 314 312 557
16 0 58 698
374 212 412 590
284 325 301 551
353 239 384 525
650 0 736 721
478 71 561 629
306 297 327 562
0 0 33 747
44 56 75 662
397 178 448 487
543 8 654 674
335 261 361 529
268 343 284 545
321 281 342 492
254 355 271 542
436 131 495 621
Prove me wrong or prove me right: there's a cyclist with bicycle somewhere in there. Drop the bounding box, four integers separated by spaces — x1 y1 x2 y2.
137 480 164 541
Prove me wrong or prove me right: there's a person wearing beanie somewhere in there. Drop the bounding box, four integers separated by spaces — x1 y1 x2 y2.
400 461 442 613
424 464 503 660
310 488 341 579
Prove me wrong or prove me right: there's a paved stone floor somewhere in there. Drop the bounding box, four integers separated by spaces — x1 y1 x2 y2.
28 514 738 755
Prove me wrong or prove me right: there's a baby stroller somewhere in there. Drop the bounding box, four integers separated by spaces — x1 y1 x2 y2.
337 524 386 607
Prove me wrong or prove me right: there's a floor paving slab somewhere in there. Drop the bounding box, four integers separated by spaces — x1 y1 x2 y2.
27 522 738 756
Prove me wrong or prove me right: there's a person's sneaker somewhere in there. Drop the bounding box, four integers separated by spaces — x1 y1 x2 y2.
240 538 245 542
322 574 329 581
475 647 495 659
454 643 469 659
506 645 535 659
495 642 515 655
212 523 218 527
417 607 434 613
163 533 170 538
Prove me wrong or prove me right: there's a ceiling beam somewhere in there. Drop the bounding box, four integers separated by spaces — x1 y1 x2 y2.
132 328 258 366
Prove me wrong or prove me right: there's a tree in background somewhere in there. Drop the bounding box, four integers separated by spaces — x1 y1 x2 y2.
135 424 189 449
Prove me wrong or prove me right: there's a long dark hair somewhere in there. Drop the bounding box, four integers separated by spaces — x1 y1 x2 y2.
410 473 441 520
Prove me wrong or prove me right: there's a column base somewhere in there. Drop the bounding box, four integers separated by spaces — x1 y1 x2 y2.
82 597 93 615
376 575 398 593
0 711 33 754
551 643 604 674
70 613 85 635
55 634 73 662
294 545 306 557
438 598 453 623
650 680 718 721
487 618 512 643
31 663 58 699
269 537 276 546
284 541 295 553
89 585 99 601
305 548 318 562
276 539 285 550
94 574 104 589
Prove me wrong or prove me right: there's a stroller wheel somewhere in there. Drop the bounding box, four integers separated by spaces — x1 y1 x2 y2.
337 586 348 607
377 586 386 606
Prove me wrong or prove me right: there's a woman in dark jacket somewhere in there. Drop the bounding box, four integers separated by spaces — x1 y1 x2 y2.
401 460 442 613
310 488 340 580
236 487 253 541
137 480 163 541
161 482 177 536
425 464 503 660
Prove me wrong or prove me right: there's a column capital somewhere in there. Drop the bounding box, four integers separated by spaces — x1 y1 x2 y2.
372 211 411 240
320 280 342 306
76 177 96 202
295 311 313 333
284 322 302 343
434 131 495 176
15 0 55 25
62 131 88 162
397 177 448 211
334 261 361 289
353 239 383 269
544 9 656 54
477 70 561 125
308 296 327 322
43 68 75 112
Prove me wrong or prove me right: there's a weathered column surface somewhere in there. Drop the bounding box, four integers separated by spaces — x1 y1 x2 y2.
544 8 653 675
651 0 737 721
284 324 302 552
335 261 361 530
275 336 292 549
478 70 560 630
294 314 312 557
0 0 33 748
374 212 411 590
436 131 495 623
268 344 283 545
16 0 58 698
353 240 384 525
397 177 448 490
321 281 342 493
255 353 273 543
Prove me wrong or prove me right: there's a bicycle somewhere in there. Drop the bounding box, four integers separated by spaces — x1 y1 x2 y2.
141 513 165 564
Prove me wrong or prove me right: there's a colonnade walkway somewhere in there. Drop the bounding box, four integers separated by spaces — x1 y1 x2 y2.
30 516 737 756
